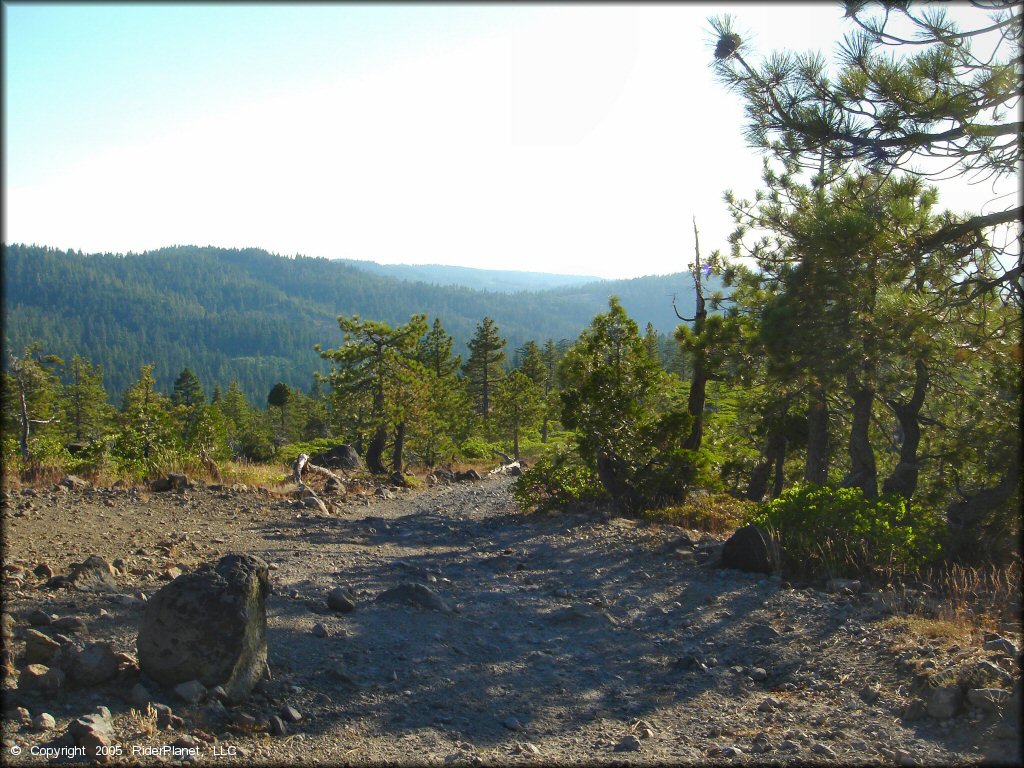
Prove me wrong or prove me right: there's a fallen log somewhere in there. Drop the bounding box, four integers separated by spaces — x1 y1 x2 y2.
293 453 345 487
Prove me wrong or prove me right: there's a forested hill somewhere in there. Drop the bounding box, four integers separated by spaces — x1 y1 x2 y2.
2 244 699 402
332 259 603 292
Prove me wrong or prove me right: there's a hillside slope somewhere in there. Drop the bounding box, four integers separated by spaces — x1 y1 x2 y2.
2 244 698 401
333 259 603 292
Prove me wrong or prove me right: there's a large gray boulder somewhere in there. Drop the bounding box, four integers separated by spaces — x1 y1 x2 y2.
137 554 270 703
720 524 782 575
309 444 363 471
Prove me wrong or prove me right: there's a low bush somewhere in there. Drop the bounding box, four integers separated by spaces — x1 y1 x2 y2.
459 435 501 461
512 442 606 512
749 484 945 579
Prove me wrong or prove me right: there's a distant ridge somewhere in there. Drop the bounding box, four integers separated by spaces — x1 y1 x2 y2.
2 244 700 402
332 258 604 292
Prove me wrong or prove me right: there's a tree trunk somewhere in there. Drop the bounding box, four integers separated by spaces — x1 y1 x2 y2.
683 363 708 452
18 382 30 462
805 385 829 485
842 371 878 500
481 363 490 428
747 428 787 502
946 442 1021 529
882 358 928 499
366 425 388 475
391 422 406 473
596 451 636 512
512 412 521 462
771 435 787 499
682 288 708 452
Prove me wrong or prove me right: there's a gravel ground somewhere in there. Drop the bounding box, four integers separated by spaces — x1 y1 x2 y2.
1 474 1021 766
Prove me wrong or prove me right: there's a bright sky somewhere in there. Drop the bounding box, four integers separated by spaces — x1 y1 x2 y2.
2 3 1012 279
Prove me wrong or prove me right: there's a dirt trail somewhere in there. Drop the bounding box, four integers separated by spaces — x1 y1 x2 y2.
1 475 1020 765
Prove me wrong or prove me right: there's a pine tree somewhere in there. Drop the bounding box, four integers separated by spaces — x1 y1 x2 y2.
463 317 506 429
4 343 63 462
267 382 292 437
516 341 547 385
493 370 544 462
710 4 1021 304
114 364 178 475
61 354 111 444
171 368 205 408
415 318 471 466
539 339 561 443
318 314 428 474
560 298 697 512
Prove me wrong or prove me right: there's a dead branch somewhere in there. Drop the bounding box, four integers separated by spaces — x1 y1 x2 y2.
293 453 345 486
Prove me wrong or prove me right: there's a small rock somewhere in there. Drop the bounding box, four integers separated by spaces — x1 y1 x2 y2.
750 667 768 682
199 700 229 729
69 708 114 762
779 740 799 751
327 587 356 613
967 687 1010 712
66 555 119 592
926 686 962 720
232 711 258 729
33 712 56 731
61 475 91 491
129 682 152 708
302 496 329 514
983 637 1019 656
757 697 780 712
174 679 207 704
51 615 87 634
160 567 183 581
26 608 54 626
15 707 32 725
502 716 524 731
70 642 119 686
902 698 927 721
281 705 302 723
311 623 329 638
811 743 837 758
614 733 642 752
209 685 228 702
269 715 287 737
152 703 183 730
971 659 1014 687
859 684 881 703
826 578 861 594
631 719 655 739
376 582 452 613
24 628 62 664
19 663 65 692
33 563 55 579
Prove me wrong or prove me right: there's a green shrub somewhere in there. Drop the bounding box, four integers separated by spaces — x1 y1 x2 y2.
749 484 945 578
275 437 350 465
512 442 606 511
459 435 498 461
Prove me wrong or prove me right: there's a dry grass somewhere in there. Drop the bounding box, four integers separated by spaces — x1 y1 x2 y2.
123 704 159 740
881 615 979 650
876 559 1021 640
219 460 290 489
642 492 754 535
922 561 1022 635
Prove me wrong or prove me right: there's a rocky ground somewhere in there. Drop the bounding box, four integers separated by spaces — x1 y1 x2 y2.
1 472 1021 766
